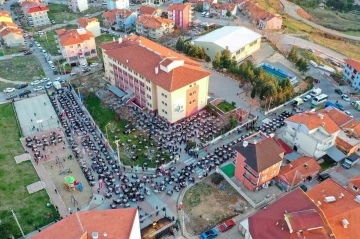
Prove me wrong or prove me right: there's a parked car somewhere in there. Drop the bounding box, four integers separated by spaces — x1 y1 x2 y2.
200 229 218 239
16 83 28 89
19 90 31 97
33 86 44 92
335 102 345 111
30 80 41 85
344 110 353 118
70 72 77 76
5 94 17 100
219 220 235 232
90 62 99 67
341 153 360 169
81 63 88 67
24 51 32 55
41 77 50 83
334 89 343 95
299 185 308 192
318 173 331 182
3 88 15 93
303 95 311 102
342 94 350 102
45 82 52 89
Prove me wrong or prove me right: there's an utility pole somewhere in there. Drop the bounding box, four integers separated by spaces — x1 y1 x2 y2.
11 209 25 238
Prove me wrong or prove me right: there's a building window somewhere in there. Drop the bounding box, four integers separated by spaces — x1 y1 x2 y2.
147 94 151 99
249 40 257 47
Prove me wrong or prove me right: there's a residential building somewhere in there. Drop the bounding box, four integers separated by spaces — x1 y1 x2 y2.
21 0 50 27
32 208 141 239
284 111 341 159
68 0 88 12
239 188 334 239
189 0 216 11
343 58 360 90
101 35 211 123
167 3 193 29
102 9 137 30
307 179 360 239
138 5 162 16
193 26 261 61
321 107 360 155
348 175 360 195
210 3 237 17
145 0 165 6
0 25 24 47
107 0 129 10
77 17 101 37
233 132 284 191
240 1 282 30
0 11 13 23
136 14 174 40
277 156 320 191
55 28 97 65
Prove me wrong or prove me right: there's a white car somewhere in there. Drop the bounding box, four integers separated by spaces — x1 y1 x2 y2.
4 88 15 93
81 63 88 67
41 78 49 83
30 80 41 85
33 86 44 92
45 82 52 89
342 94 350 102
55 77 61 81
90 62 99 67
302 95 311 102
344 110 353 117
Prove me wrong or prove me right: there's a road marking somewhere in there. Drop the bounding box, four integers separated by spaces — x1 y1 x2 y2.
183 158 195 165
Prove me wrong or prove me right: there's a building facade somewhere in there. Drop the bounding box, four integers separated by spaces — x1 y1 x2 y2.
145 0 166 6
102 9 137 30
0 14 25 47
101 35 211 123
233 132 284 191
0 11 13 23
107 0 129 10
136 15 174 40
343 58 360 90
68 0 88 12
193 26 261 61
21 0 50 27
167 3 193 29
56 28 97 65
77 17 101 37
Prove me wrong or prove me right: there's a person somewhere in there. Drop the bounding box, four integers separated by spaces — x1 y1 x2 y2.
55 189 58 194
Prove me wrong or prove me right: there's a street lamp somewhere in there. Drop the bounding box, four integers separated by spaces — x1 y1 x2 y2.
114 139 121 168
105 122 111 140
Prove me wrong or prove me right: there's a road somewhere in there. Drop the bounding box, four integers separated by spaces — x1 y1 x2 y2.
280 0 360 41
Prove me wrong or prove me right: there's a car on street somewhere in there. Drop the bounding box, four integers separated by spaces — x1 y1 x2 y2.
41 78 50 83
90 62 99 67
70 72 77 76
81 63 88 67
5 94 17 100
344 110 353 117
308 48 315 53
4 88 15 93
300 185 308 192
16 83 28 89
51 20 56 24
55 77 61 81
219 219 235 232
303 95 311 102
318 173 331 182
342 94 350 102
200 228 218 239
335 102 345 111
45 82 52 89
19 90 31 97
30 80 41 85
334 89 343 95
59 79 65 83
24 51 32 55
33 86 44 92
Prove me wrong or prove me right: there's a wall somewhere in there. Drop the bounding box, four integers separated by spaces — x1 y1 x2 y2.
193 40 224 60
265 17 282 30
258 161 282 185
4 33 25 47
231 37 261 62
86 21 101 37
77 0 89 12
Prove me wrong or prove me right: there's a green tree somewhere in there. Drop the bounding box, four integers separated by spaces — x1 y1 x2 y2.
288 47 298 63
219 49 232 69
251 88 256 99
175 37 184 52
226 10 232 17
296 58 309 74
183 42 191 54
205 55 211 62
212 53 221 69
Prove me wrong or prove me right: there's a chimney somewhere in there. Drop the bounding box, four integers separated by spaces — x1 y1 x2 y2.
92 232 99 239
243 141 248 147
304 163 308 168
318 113 324 119
126 59 129 63
339 193 344 199
118 37 122 44
155 67 159 74
322 122 326 128
342 219 349 228
289 164 293 168
317 201 322 206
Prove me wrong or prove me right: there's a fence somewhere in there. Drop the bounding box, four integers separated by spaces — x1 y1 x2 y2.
11 100 23 137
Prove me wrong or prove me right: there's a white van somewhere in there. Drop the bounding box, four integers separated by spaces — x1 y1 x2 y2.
201 12 206 16
205 12 210 18
310 88 322 97
311 94 328 106
309 60 318 68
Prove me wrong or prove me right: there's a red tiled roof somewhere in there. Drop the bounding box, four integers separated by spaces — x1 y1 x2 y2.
249 188 333 239
0 27 23 37
77 17 98 28
101 36 210 92
276 138 293 155
211 3 237 11
102 9 135 25
307 179 360 239
57 28 94 46
168 3 192 11
0 11 11 17
0 21 19 29
136 14 173 29
32 209 138 239
320 107 353 127
139 5 160 15
21 1 49 14
285 209 325 232
349 175 360 189
286 111 340 134
278 156 320 186
344 58 360 73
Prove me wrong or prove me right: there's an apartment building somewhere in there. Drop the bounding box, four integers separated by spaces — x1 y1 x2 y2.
102 9 137 31
343 58 360 90
77 17 101 37
138 5 162 16
210 3 237 17
233 132 284 191
101 35 211 123
167 3 193 29
21 0 50 27
136 14 174 40
55 28 96 65
144 0 165 6
68 0 88 12
107 0 129 10
0 11 13 23
0 12 25 47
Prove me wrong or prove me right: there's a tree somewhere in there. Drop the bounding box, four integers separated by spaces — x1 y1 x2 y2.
250 88 256 99
183 42 191 54
219 49 232 69
226 10 232 17
212 53 221 69
296 58 309 74
288 47 298 63
175 37 184 52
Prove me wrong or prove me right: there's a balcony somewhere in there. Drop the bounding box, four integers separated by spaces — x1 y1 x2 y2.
244 165 259 178
243 173 257 186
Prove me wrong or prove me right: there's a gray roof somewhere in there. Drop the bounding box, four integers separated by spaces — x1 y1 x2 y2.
108 85 126 98
284 151 302 162
326 146 346 162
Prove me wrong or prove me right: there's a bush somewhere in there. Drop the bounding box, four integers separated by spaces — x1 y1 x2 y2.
211 173 224 185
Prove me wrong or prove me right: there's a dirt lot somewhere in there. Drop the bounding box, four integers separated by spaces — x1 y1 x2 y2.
183 174 251 235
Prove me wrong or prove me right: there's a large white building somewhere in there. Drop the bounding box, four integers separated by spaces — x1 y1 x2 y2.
193 26 261 61
107 0 129 10
68 0 88 12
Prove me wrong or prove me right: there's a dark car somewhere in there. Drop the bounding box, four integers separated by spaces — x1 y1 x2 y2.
318 173 331 182
24 51 32 55
335 102 345 111
335 89 343 95
6 94 17 100
299 185 308 192
19 90 31 98
16 83 28 89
